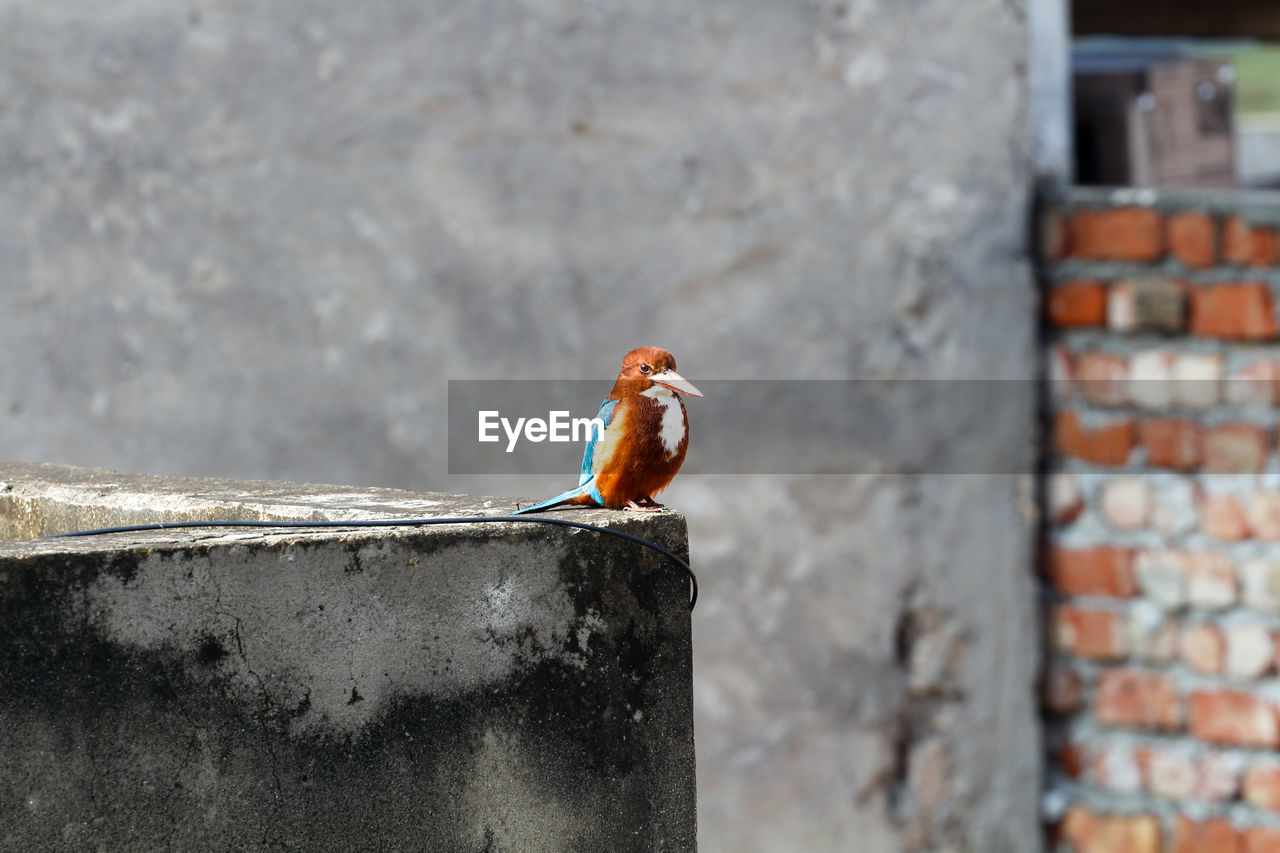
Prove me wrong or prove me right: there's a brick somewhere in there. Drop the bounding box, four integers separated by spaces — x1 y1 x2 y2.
1057 741 1085 780
1242 559 1280 612
1141 419 1201 471
1226 624 1275 679
1226 361 1280 408
1070 206 1165 262
1049 280 1108 328
1127 606 1177 663
1145 746 1196 799
1076 351 1129 407
1245 827 1280 853
1152 478 1200 536
1196 752 1242 802
1101 477 1151 530
1172 352 1223 408
1244 763 1280 811
1090 742 1143 792
1226 216 1259 264
1108 280 1188 333
1042 663 1084 715
1188 690 1280 747
1128 349 1176 410
1048 472 1085 525
1055 606 1127 660
1225 215 1280 266
1060 806 1161 853
1134 550 1187 608
1055 411 1136 467
1045 546 1137 597
1041 207 1071 261
1185 552 1237 609
1202 494 1251 542
1190 283 1278 340
1171 816 1244 853
1203 424 1270 474
1167 211 1218 268
1049 343 1070 376
1180 623 1225 674
1050 345 1075 403
1251 494 1280 542
1257 228 1279 265
1095 669 1180 730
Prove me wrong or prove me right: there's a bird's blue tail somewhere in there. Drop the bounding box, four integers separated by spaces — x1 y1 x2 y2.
513 484 597 514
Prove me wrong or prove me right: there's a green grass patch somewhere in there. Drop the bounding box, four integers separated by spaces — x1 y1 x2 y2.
1226 46 1280 115
1185 43 1280 115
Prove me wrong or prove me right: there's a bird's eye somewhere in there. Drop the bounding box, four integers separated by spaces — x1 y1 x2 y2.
640 364 651 374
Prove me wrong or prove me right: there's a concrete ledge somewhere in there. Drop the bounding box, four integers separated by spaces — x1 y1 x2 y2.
0 463 694 850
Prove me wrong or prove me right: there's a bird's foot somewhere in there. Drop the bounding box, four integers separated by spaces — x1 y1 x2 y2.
625 498 665 513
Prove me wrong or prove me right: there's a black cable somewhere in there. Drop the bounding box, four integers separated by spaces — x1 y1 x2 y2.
46 515 698 611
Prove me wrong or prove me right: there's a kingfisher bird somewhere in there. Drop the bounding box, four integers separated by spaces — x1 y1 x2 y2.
515 346 702 513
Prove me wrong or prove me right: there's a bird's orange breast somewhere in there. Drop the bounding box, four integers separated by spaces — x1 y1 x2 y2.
592 392 689 507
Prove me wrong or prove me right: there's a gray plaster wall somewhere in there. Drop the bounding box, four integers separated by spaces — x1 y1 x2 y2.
0 2 1041 850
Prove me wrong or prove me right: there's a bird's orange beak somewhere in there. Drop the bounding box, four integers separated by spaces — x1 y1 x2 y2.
653 369 702 397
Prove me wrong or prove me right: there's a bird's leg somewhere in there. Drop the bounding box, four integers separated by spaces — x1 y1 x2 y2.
625 497 665 512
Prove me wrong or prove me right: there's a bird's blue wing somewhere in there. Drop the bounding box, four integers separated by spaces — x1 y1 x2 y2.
513 398 616 514
578 398 618 486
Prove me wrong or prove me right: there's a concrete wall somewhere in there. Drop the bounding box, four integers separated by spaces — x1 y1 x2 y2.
0 2 1040 850
0 462 694 850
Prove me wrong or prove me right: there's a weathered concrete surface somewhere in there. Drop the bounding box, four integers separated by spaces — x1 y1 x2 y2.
0 2 1041 850
0 463 695 850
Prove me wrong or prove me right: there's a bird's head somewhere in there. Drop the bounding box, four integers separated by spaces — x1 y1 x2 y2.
613 346 703 398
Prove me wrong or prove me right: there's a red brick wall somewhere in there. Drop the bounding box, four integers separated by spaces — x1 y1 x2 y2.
1042 190 1280 853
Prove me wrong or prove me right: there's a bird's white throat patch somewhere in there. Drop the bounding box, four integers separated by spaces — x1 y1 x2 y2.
641 385 685 456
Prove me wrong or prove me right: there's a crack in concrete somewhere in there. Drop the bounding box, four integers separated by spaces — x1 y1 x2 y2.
229 615 288 846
